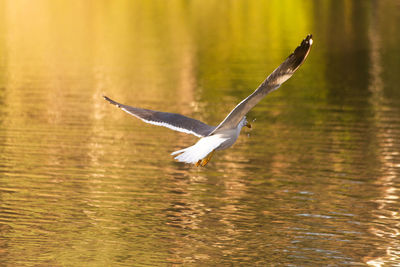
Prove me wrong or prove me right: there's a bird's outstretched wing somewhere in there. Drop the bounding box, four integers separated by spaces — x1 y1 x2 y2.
103 96 216 137
211 34 313 134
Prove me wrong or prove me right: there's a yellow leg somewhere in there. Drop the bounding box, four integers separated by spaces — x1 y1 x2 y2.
196 160 201 167
200 150 215 167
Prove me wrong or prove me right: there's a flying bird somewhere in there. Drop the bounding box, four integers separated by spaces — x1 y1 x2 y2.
104 34 313 166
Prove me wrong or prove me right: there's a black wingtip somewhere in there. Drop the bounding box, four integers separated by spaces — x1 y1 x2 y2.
303 34 313 47
288 34 313 71
103 95 121 107
299 34 313 51
103 95 112 103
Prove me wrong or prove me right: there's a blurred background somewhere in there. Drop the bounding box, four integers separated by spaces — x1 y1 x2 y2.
0 0 399 266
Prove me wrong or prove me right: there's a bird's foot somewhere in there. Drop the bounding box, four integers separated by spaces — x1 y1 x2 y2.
196 150 215 167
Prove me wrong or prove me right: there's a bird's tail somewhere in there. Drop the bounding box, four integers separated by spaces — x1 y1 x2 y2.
171 135 228 165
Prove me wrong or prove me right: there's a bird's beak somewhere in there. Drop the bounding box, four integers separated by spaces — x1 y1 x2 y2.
245 122 252 128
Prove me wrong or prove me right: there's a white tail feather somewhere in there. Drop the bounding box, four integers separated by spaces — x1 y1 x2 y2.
171 135 228 164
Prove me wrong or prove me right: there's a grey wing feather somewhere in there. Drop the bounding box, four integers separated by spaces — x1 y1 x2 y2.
211 34 313 134
103 96 215 137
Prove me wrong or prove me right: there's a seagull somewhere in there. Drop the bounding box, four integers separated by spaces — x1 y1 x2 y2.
104 34 313 167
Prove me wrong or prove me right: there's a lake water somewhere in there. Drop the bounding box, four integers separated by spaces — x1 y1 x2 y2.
1 1 400 266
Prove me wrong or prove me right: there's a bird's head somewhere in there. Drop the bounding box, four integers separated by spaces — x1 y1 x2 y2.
240 117 252 129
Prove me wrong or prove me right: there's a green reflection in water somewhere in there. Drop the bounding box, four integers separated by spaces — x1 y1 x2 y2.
0 0 400 266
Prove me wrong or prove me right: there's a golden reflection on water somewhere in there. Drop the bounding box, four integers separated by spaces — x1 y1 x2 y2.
1 0 400 266
366 1 400 265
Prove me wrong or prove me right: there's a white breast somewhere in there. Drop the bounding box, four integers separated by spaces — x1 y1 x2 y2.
171 134 229 164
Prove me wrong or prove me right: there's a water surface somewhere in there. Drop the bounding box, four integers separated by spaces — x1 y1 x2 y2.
1 1 400 266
